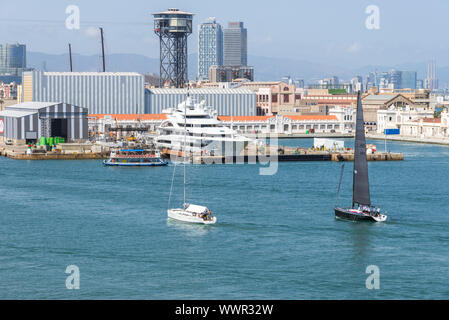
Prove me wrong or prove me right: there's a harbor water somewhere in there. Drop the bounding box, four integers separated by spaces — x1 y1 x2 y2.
1 138 449 299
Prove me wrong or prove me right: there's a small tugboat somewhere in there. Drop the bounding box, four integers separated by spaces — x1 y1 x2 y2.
334 91 387 222
103 149 168 167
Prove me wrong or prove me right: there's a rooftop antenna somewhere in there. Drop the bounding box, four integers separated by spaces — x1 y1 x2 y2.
68 43 73 72
100 27 106 72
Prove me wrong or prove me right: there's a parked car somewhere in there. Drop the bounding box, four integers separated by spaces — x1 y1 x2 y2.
5 139 13 145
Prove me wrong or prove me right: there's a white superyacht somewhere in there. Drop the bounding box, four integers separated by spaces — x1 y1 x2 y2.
155 97 251 157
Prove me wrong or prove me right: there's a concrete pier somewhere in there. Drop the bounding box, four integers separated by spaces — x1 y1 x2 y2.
0 144 109 160
330 152 403 162
182 144 404 164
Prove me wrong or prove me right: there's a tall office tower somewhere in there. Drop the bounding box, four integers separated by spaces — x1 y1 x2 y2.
379 72 390 89
223 22 247 66
198 18 223 81
153 8 193 88
366 72 377 90
401 71 417 89
351 76 363 92
0 43 26 83
389 70 402 89
426 60 437 90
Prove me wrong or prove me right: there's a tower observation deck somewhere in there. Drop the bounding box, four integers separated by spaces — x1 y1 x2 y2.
153 8 193 88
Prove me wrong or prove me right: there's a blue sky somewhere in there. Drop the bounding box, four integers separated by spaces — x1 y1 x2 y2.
1 0 448 68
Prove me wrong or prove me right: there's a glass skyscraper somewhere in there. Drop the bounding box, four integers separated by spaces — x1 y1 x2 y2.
401 71 417 89
0 43 27 83
198 18 223 80
223 22 247 67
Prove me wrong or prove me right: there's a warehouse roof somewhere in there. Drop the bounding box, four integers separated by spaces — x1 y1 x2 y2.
147 88 255 94
362 94 397 101
0 109 37 118
6 102 61 110
23 71 142 77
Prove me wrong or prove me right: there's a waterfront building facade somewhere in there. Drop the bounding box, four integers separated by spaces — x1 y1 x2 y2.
400 118 444 138
362 94 414 130
88 113 347 136
145 87 256 116
22 71 145 114
198 18 223 81
329 106 356 132
223 22 247 66
376 105 434 135
218 115 343 135
88 113 167 136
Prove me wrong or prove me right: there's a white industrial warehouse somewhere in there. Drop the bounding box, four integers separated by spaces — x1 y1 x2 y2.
145 87 257 115
22 71 145 114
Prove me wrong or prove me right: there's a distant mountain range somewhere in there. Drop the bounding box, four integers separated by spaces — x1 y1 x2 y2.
27 51 449 85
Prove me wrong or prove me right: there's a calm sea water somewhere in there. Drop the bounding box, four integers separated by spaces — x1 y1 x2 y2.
1 138 449 299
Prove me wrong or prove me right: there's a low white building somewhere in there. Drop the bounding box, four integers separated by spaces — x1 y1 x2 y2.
376 105 434 134
400 118 443 138
218 115 344 134
90 113 352 137
329 106 355 133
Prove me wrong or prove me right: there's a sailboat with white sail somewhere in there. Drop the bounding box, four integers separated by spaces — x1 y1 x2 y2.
334 91 387 222
167 90 217 225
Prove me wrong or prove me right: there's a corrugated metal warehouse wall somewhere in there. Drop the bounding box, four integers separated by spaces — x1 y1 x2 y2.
0 102 88 141
145 88 257 115
25 71 145 115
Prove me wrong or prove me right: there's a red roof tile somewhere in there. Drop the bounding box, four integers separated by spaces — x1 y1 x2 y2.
89 114 167 120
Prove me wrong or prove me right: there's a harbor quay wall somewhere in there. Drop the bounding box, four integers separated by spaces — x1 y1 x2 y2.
189 152 402 164
366 133 449 146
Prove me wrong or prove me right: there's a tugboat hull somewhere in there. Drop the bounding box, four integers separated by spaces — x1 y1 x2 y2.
334 207 387 222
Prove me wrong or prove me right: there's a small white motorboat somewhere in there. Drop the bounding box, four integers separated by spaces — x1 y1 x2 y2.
168 204 217 225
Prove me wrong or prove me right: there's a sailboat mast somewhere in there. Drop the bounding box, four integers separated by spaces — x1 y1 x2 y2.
184 86 188 207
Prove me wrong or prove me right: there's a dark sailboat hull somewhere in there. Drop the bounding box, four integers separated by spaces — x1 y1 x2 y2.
334 207 383 222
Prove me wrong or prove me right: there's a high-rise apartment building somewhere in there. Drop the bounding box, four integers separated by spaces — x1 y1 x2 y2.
0 43 27 83
223 22 247 66
198 18 223 80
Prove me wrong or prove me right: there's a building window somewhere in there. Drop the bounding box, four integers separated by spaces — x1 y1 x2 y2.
283 95 289 103
272 94 278 103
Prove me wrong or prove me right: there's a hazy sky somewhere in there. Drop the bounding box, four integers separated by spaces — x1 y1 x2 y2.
1 0 448 68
